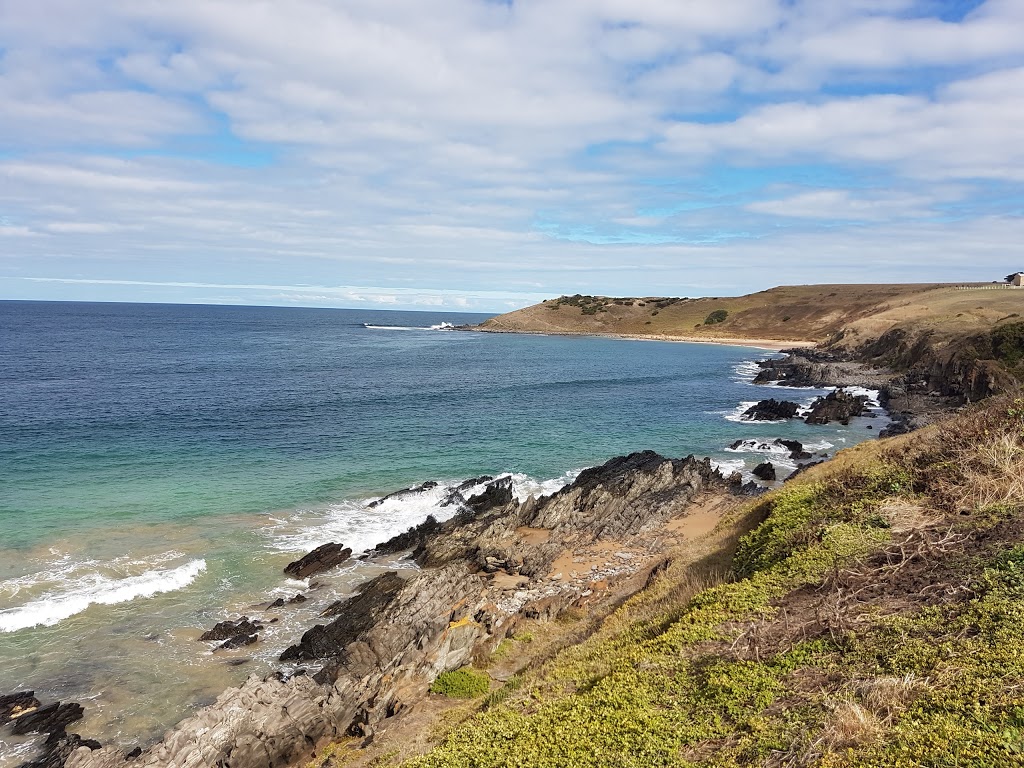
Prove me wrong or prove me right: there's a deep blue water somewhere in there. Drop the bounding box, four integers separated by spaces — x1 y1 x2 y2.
1 300 778 549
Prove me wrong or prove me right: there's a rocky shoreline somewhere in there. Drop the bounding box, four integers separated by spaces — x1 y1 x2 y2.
3 343 962 768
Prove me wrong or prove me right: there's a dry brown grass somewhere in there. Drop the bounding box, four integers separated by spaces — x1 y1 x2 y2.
820 701 882 750
929 396 1024 513
876 499 943 534
856 674 928 721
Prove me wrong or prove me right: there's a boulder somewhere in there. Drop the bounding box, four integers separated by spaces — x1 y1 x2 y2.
752 462 776 481
284 543 353 579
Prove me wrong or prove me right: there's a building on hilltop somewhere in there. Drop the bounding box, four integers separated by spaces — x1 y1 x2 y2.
1013 273 1024 287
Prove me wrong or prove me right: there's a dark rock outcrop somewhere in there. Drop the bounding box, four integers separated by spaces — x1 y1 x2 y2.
284 543 353 579
439 476 494 507
371 515 442 558
752 462 776 481
742 399 800 421
198 618 263 644
10 702 84 736
21 733 101 768
1 691 40 724
279 572 408 663
464 476 514 514
804 389 872 425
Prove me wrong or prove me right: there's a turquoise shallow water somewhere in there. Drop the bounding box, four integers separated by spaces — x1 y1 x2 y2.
0 300 884 759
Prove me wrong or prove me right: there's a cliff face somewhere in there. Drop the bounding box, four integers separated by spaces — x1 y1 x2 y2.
849 327 1015 402
67 454 728 768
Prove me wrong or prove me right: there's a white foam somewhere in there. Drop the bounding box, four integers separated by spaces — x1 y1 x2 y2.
720 401 761 423
724 439 792 456
802 440 834 452
265 470 578 555
362 322 456 331
710 458 745 475
0 559 206 633
508 470 579 501
731 360 763 381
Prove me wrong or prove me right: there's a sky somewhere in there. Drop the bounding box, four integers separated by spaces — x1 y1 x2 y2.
1 0 1023 312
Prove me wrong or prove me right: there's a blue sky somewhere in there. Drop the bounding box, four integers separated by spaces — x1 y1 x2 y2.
1 0 1023 311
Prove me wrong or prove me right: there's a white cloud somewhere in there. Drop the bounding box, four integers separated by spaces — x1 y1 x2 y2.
0 1 1022 308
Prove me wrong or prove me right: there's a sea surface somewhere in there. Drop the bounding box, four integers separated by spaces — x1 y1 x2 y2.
0 300 884 763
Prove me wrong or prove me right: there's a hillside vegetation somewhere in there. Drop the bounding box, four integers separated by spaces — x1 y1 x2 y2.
479 284 1023 347
404 395 1024 767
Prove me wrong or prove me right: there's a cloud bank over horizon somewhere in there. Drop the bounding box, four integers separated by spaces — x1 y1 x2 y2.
1 0 1022 311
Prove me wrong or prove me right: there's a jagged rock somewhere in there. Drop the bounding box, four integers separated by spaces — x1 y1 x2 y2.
439 476 494 507
199 618 263 643
464 476 513 514
371 515 441 558
367 481 439 508
752 462 776 481
741 399 799 421
284 543 353 579
804 389 871 425
10 702 84 736
1 691 40 724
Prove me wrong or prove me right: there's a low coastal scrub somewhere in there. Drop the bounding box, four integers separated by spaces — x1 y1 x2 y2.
429 667 491 699
404 396 1024 767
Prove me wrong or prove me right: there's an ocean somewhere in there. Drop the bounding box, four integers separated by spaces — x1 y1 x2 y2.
0 300 883 762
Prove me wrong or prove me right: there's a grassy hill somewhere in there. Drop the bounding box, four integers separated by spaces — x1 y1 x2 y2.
480 284 1023 346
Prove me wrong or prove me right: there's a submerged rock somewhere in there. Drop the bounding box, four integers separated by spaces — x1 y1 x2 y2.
367 481 439 508
198 617 263 643
284 543 353 579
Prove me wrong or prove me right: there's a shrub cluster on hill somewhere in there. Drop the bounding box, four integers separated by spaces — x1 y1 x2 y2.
704 309 729 325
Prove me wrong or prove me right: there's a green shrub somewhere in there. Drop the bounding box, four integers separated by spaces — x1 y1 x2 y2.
992 321 1024 366
704 309 729 325
430 667 491 698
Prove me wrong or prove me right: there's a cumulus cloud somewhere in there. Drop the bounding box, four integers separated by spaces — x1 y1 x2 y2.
0 0 1022 307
